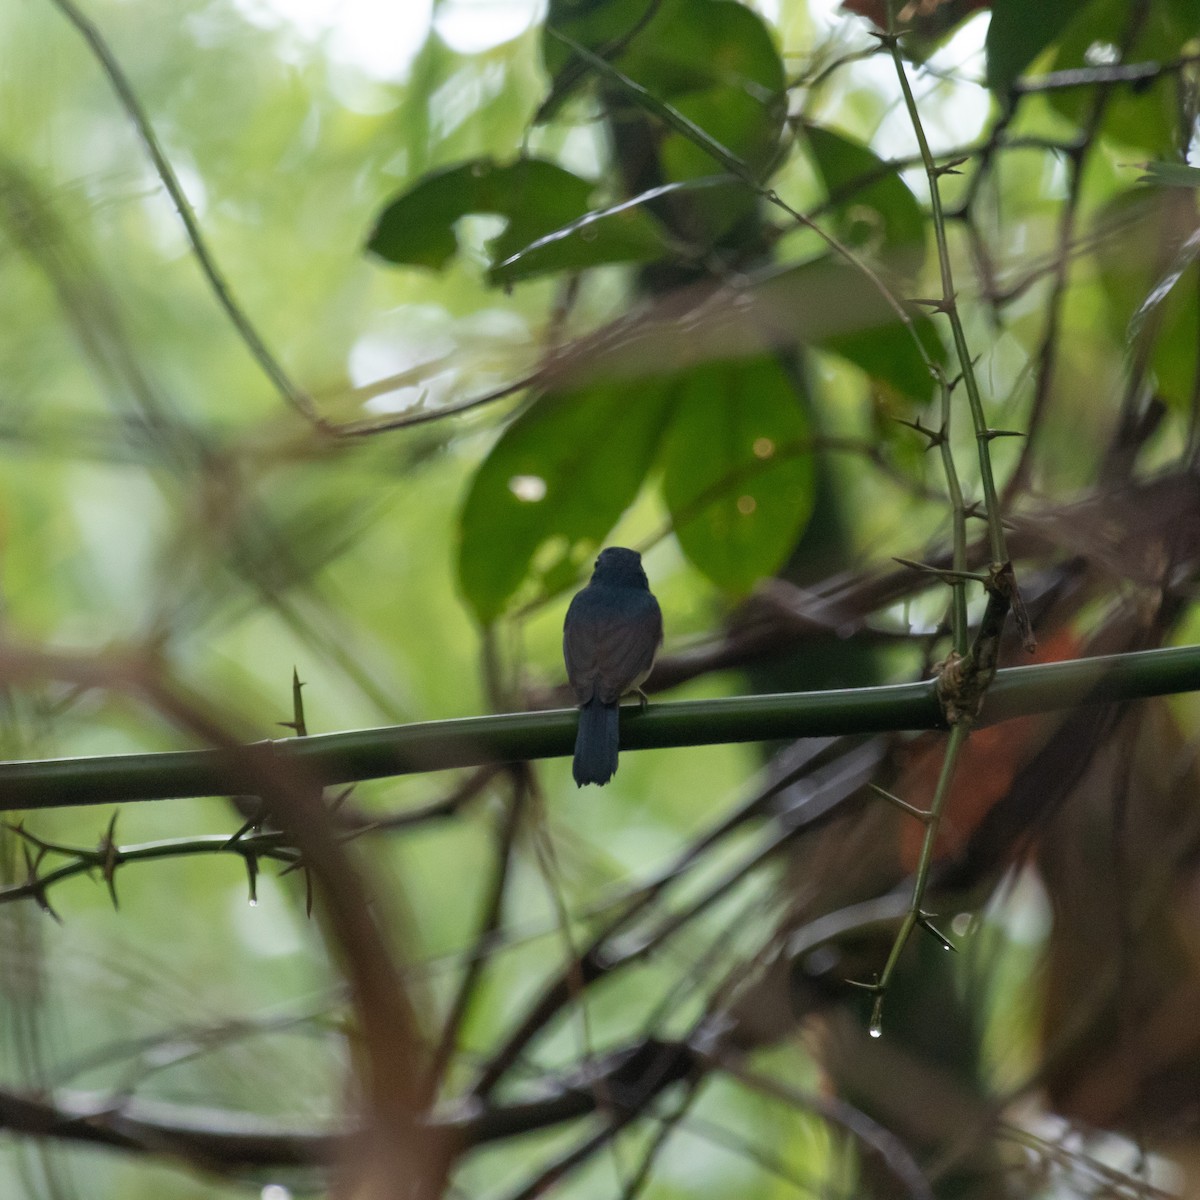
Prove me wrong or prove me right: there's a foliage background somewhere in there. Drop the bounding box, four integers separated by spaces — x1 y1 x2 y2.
1 0 1199 1197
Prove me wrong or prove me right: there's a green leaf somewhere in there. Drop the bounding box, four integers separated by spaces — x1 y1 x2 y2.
756 259 944 405
544 0 784 114
1041 0 1195 157
1128 227 1200 344
1139 162 1200 189
549 31 756 181
457 384 674 623
802 122 926 279
661 356 814 593
1094 189 1200 412
985 0 1083 95
366 158 593 273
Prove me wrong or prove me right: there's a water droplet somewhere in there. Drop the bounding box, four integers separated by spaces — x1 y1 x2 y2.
248 897 258 907
869 1019 882 1039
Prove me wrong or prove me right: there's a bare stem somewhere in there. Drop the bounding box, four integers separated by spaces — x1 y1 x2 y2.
48 0 323 428
869 719 970 1035
884 26 1011 569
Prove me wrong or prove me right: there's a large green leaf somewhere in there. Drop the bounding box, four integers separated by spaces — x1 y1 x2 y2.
367 155 671 285
542 0 785 190
544 0 784 112
367 158 589 271
661 356 814 593
1040 0 1196 157
457 384 674 623
803 123 926 280
1094 189 1200 413
756 259 944 405
985 0 1084 95
1140 162 1200 189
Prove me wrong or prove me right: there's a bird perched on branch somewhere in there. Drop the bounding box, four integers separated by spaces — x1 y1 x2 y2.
564 547 663 787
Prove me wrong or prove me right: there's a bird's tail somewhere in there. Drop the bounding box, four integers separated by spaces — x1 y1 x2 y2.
573 697 620 787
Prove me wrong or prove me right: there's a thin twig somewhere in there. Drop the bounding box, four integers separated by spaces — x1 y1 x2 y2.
47 0 323 427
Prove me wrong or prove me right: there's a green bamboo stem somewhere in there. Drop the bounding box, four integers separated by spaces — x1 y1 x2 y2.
0 645 1195 812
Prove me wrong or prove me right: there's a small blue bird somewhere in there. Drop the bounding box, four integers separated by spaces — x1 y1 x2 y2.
563 547 663 787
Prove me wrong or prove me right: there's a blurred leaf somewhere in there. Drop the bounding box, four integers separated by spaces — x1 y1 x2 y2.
457 385 673 623
661 356 814 593
366 158 594 274
538 1 786 258
757 259 944 404
543 0 784 114
1140 162 1200 189
1094 188 1200 411
656 87 776 239
1042 0 1195 157
550 31 756 180
541 0 661 113
660 87 782 183
803 122 926 278
1128 226 1200 344
985 0 1083 94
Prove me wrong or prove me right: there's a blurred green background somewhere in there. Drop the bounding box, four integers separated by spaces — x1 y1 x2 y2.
1 0 1198 1196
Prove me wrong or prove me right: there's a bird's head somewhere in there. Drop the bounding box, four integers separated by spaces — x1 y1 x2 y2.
590 547 650 589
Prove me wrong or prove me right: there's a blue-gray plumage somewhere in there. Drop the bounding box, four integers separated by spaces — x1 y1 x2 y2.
563 547 663 787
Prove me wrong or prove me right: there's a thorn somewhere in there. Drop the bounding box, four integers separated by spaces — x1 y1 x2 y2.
245 853 259 905
98 811 121 911
866 28 901 50
868 782 932 823
6 822 61 855
278 852 306 879
918 913 956 952
845 975 883 995
290 667 308 738
983 427 1025 440
911 296 953 314
22 845 62 924
223 818 258 850
894 416 945 448
934 155 970 176
327 785 355 813
893 557 988 584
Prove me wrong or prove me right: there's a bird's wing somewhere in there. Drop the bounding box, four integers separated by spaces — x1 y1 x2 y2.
566 592 662 704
